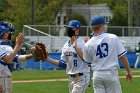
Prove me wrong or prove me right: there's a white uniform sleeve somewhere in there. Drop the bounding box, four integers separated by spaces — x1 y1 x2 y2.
115 36 127 57
61 45 67 63
0 46 6 59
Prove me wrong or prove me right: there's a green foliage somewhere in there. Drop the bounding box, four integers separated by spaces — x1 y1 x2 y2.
64 0 87 4
1 0 138 37
35 0 65 25
68 14 87 26
5 0 31 35
109 2 128 26
0 0 9 20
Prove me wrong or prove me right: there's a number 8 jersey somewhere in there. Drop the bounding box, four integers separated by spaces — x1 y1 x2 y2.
83 33 127 71
61 37 90 74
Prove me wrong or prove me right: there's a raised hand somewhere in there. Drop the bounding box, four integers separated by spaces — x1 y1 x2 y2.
16 33 23 48
71 36 77 48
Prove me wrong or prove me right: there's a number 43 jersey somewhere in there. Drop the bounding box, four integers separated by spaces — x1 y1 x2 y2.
61 37 90 75
83 33 127 71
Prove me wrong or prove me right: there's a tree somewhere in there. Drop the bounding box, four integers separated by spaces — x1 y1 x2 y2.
5 0 30 35
0 0 9 20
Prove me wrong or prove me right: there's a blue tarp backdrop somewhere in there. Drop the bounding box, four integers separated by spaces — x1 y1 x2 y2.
21 52 138 70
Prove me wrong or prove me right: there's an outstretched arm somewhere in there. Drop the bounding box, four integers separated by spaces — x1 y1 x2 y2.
47 57 66 68
17 54 33 62
47 57 59 66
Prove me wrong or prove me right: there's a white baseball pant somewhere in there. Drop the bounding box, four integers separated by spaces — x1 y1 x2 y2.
69 73 90 93
92 69 122 93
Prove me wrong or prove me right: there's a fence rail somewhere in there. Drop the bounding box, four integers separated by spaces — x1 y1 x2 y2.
23 25 140 52
24 25 140 36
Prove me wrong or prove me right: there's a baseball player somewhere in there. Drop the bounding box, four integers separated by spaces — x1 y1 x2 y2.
83 16 133 93
134 42 140 68
47 20 90 93
0 21 33 93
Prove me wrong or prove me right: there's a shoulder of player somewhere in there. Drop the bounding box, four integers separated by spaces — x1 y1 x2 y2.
77 37 84 41
105 33 118 39
63 41 68 47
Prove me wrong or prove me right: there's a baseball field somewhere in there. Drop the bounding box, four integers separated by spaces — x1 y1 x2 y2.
12 68 140 93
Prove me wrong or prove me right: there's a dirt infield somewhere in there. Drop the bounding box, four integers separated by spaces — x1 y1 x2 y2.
13 75 140 83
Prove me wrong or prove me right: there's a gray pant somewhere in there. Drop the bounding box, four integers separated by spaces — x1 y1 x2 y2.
134 53 140 68
0 77 12 93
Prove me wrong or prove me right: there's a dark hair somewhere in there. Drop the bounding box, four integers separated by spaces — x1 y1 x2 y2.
67 28 75 37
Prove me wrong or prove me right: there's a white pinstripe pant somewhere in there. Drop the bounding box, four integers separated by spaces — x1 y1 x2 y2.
69 73 90 93
0 77 12 93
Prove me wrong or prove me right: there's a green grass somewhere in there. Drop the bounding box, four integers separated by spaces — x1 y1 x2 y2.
12 68 140 93
120 78 140 93
12 70 67 80
13 81 69 93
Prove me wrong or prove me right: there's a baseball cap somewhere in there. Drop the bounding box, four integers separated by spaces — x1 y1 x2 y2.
65 20 80 29
90 15 108 26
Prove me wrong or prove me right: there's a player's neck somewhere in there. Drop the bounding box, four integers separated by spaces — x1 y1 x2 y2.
94 30 104 36
0 38 9 42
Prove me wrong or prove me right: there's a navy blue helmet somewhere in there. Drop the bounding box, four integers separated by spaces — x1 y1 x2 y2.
0 21 15 36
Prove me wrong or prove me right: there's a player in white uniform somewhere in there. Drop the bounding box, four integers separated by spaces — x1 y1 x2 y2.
134 42 140 68
0 21 33 93
83 16 133 93
46 20 90 93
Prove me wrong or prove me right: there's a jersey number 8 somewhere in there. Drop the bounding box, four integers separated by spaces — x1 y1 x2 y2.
73 60 77 67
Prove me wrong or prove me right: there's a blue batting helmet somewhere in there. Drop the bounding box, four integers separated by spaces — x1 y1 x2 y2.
90 15 108 26
65 20 81 29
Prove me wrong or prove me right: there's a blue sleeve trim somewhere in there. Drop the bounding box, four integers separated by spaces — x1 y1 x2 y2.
58 60 66 68
118 51 127 58
13 56 19 63
0 53 6 58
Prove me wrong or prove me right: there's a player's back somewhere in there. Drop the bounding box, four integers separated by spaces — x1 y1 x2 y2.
84 33 126 71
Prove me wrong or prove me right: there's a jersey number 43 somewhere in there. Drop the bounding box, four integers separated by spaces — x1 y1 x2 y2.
96 43 109 58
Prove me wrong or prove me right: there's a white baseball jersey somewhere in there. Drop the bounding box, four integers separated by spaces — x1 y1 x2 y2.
0 40 20 77
61 37 90 74
0 43 13 77
0 45 13 77
83 33 126 71
0 40 14 93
